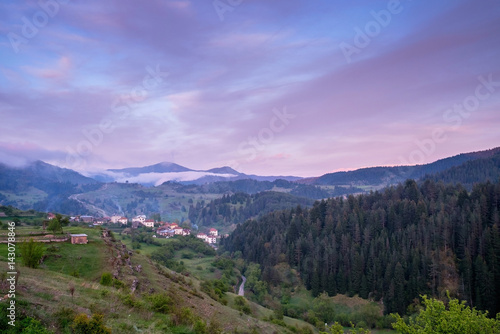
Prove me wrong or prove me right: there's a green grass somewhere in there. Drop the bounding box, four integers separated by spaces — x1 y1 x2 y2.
41 238 107 281
174 250 218 281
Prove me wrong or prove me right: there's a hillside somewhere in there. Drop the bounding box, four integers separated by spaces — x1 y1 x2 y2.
0 161 100 213
188 191 315 228
0 226 316 333
222 179 500 318
425 149 500 188
307 147 500 188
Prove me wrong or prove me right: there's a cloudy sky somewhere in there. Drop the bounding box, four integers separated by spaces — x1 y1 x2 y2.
1 0 499 177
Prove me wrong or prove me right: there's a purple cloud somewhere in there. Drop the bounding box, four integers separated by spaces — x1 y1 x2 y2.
0 0 499 177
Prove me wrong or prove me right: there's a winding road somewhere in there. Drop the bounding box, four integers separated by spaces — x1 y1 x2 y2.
238 275 246 296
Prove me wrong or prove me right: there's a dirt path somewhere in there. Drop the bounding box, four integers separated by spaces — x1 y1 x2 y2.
238 275 246 296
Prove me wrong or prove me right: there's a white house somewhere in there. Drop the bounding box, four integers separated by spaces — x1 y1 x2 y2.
208 228 218 237
132 215 146 224
197 233 216 244
174 227 184 235
110 215 122 223
142 219 155 228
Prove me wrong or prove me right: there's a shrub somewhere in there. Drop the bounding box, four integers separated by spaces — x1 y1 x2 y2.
194 319 208 334
20 239 44 268
234 296 252 315
71 313 111 334
100 272 113 286
18 317 51 334
147 293 173 314
53 307 76 330
392 295 500 334
112 279 125 289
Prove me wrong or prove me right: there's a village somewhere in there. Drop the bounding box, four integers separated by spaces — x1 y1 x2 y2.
51 213 221 245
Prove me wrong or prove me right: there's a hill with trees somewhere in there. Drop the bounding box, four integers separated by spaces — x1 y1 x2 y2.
306 147 500 187
222 179 500 317
425 150 500 189
188 191 315 227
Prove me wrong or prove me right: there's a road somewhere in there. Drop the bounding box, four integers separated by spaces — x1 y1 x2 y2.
238 275 246 296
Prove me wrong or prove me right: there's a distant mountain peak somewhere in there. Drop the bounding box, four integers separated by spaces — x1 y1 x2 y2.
107 162 193 175
206 166 240 175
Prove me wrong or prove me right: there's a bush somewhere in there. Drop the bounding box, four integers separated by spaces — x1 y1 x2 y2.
120 294 140 308
234 296 252 315
194 319 208 334
20 239 44 269
18 317 51 334
71 313 111 334
147 293 173 314
392 295 500 334
99 272 113 286
112 279 125 289
53 307 76 330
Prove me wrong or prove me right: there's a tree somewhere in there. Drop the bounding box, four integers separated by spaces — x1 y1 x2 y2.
20 239 44 269
47 217 63 234
392 295 500 334
313 292 335 323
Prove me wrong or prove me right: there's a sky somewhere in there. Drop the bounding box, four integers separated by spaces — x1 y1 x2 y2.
0 0 499 177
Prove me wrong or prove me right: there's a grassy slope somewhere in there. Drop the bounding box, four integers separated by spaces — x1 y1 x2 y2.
0 227 315 333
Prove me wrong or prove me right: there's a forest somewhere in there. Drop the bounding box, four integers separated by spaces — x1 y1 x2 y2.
222 179 500 317
188 191 314 227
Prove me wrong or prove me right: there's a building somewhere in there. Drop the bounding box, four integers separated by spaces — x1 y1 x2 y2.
132 215 146 224
182 229 191 236
47 212 56 220
174 227 184 235
110 215 124 223
157 228 175 238
70 234 88 244
118 217 128 224
142 219 155 228
196 233 216 244
208 228 218 237
80 216 93 223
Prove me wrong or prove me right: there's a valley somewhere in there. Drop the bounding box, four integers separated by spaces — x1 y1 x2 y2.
0 146 500 333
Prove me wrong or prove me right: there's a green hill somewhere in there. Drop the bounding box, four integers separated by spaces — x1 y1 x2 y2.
0 226 316 333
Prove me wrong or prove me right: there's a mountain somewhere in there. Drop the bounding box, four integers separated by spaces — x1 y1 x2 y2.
425 149 500 188
205 166 242 175
0 160 100 213
306 147 500 187
103 161 301 186
108 161 193 175
0 160 98 189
